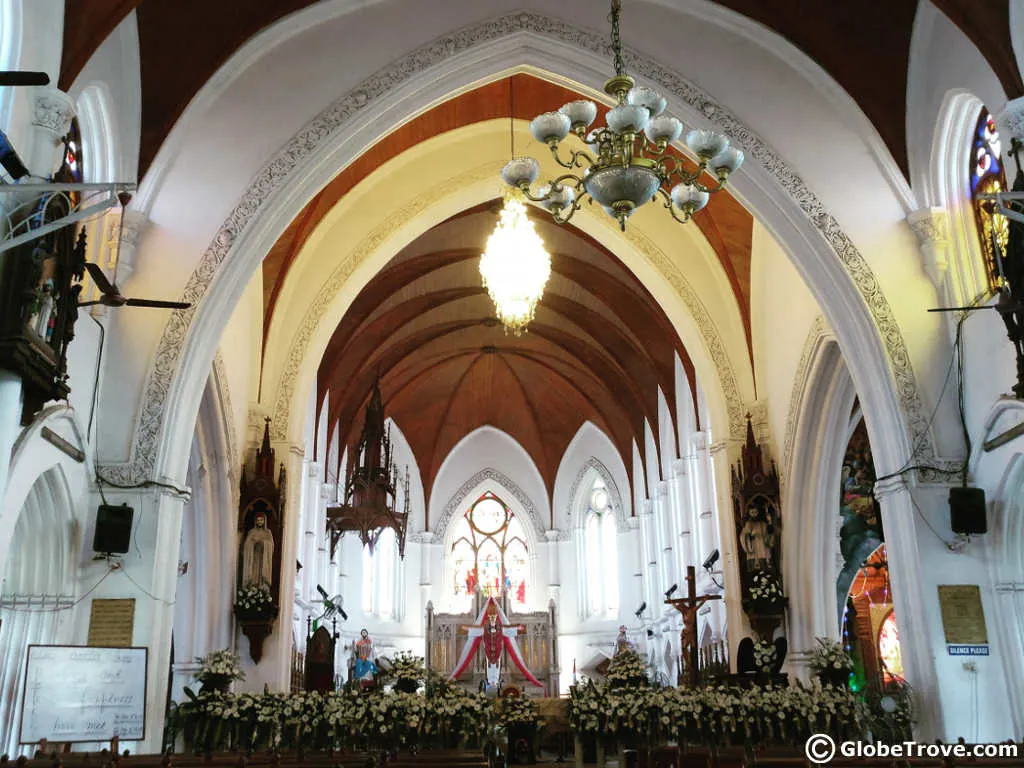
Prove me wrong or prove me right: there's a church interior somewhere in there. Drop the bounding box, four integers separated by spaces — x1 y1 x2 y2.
1 1 1024 765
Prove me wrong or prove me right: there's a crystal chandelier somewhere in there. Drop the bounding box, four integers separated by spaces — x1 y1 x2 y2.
500 0 744 232
480 190 552 335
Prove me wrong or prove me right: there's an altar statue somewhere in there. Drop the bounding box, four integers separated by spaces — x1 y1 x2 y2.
242 513 274 587
740 501 775 572
614 625 634 656
353 628 377 684
449 597 542 691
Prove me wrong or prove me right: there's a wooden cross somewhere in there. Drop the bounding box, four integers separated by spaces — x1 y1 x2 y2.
665 565 722 687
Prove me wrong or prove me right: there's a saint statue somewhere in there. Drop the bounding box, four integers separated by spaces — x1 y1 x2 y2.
740 501 775 572
353 628 377 684
242 513 275 587
614 625 634 656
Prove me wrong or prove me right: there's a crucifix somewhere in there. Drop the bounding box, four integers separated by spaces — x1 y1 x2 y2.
665 565 722 687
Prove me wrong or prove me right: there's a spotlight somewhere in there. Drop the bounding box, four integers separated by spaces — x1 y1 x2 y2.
664 584 678 599
0 129 29 180
702 549 720 572
634 601 647 619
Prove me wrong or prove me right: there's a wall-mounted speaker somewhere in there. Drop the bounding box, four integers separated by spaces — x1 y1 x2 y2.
949 487 986 535
93 504 134 554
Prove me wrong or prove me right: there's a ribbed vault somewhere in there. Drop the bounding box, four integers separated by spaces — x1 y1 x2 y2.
317 205 695 504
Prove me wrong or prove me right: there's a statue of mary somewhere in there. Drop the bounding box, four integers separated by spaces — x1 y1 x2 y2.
242 513 275 587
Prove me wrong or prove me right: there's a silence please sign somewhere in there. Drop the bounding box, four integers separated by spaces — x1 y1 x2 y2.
18 646 148 744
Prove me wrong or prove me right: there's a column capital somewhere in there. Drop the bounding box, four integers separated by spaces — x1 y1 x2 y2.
655 480 669 499
872 474 909 500
626 516 641 530
33 87 76 135
906 207 949 247
640 499 654 516
997 95 1024 144
671 458 687 478
544 529 562 542
418 530 436 544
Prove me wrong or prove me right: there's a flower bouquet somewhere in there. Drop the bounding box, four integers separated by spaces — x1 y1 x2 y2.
234 583 275 621
745 570 787 612
605 649 649 689
388 650 425 693
194 649 244 693
808 637 853 687
751 640 778 675
497 695 539 765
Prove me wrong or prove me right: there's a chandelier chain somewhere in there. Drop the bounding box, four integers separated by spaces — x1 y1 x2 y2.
609 0 625 78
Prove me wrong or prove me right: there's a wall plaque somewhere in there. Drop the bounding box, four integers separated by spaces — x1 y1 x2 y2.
937 585 987 645
87 598 136 647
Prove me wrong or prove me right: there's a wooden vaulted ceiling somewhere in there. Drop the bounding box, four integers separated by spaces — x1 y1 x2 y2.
61 1 1021 180
317 207 695 518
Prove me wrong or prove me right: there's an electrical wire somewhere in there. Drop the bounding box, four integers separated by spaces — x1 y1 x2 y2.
0 567 115 613
86 312 105 443
96 472 189 496
873 313 971 486
118 568 174 607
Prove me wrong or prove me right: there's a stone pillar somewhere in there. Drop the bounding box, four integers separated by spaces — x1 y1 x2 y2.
0 372 23 503
637 501 658 616
655 481 677 599
29 87 75 178
670 459 694 570
545 529 562 605
627 516 642 614
709 439 745 667
872 475 942 740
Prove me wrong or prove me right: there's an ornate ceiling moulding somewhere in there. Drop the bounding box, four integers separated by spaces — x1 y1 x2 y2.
115 11 930 487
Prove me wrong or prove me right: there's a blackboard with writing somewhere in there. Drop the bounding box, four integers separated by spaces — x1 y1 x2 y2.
19 645 147 743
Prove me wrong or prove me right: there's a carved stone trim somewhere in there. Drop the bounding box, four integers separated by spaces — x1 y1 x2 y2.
211 351 238 475
433 467 550 541
906 208 949 247
997 95 1024 143
120 10 930 486
564 456 627 532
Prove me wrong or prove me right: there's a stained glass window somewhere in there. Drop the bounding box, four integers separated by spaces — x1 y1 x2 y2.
449 492 529 609
584 479 618 617
64 119 82 182
970 109 1008 294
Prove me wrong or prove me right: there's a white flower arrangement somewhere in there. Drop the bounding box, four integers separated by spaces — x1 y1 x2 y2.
605 649 649 688
387 651 426 684
497 695 539 727
234 583 275 618
752 640 778 674
194 649 245 684
809 637 854 674
748 570 785 605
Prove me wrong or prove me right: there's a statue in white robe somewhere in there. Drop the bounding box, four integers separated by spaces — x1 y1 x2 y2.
242 513 274 587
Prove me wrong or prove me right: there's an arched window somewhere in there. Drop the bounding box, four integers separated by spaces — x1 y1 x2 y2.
583 478 618 617
64 118 83 182
361 528 400 619
449 492 529 610
970 109 1007 296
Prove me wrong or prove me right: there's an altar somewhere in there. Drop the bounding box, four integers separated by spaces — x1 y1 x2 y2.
426 592 559 697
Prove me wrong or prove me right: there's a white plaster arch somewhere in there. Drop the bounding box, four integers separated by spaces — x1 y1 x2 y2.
75 83 118 183
782 326 857 653
553 421 632 532
429 426 550 534
566 458 626 535
0 406 92 577
108 9 933 510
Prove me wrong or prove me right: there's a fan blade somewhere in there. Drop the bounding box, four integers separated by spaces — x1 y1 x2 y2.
124 298 191 309
77 300 102 308
0 71 49 87
317 585 329 600
85 262 118 296
339 608 348 621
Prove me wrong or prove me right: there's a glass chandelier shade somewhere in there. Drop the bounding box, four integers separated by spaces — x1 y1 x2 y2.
480 190 552 336
500 0 743 231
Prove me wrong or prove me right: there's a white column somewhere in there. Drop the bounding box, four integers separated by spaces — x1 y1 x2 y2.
637 501 657 616
545 529 561 605
670 459 694 570
628 516 642 614
709 440 744 666
655 481 676 599
872 476 943 740
0 372 23 504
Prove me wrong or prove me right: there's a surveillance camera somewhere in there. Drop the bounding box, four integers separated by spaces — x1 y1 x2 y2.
702 549 720 571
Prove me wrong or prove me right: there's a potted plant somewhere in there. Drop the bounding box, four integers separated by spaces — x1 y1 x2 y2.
808 637 853 688
194 649 245 694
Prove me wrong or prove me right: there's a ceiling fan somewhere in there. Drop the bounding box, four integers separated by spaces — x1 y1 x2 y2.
79 262 191 310
0 71 49 87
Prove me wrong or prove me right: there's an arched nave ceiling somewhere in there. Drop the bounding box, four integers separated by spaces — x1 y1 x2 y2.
262 75 753 358
317 204 696 501
61 0 1020 179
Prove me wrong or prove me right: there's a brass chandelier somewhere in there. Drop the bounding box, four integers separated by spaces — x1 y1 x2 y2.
500 0 744 231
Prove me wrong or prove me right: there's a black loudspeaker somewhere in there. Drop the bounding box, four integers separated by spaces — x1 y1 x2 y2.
950 487 986 535
93 504 134 553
